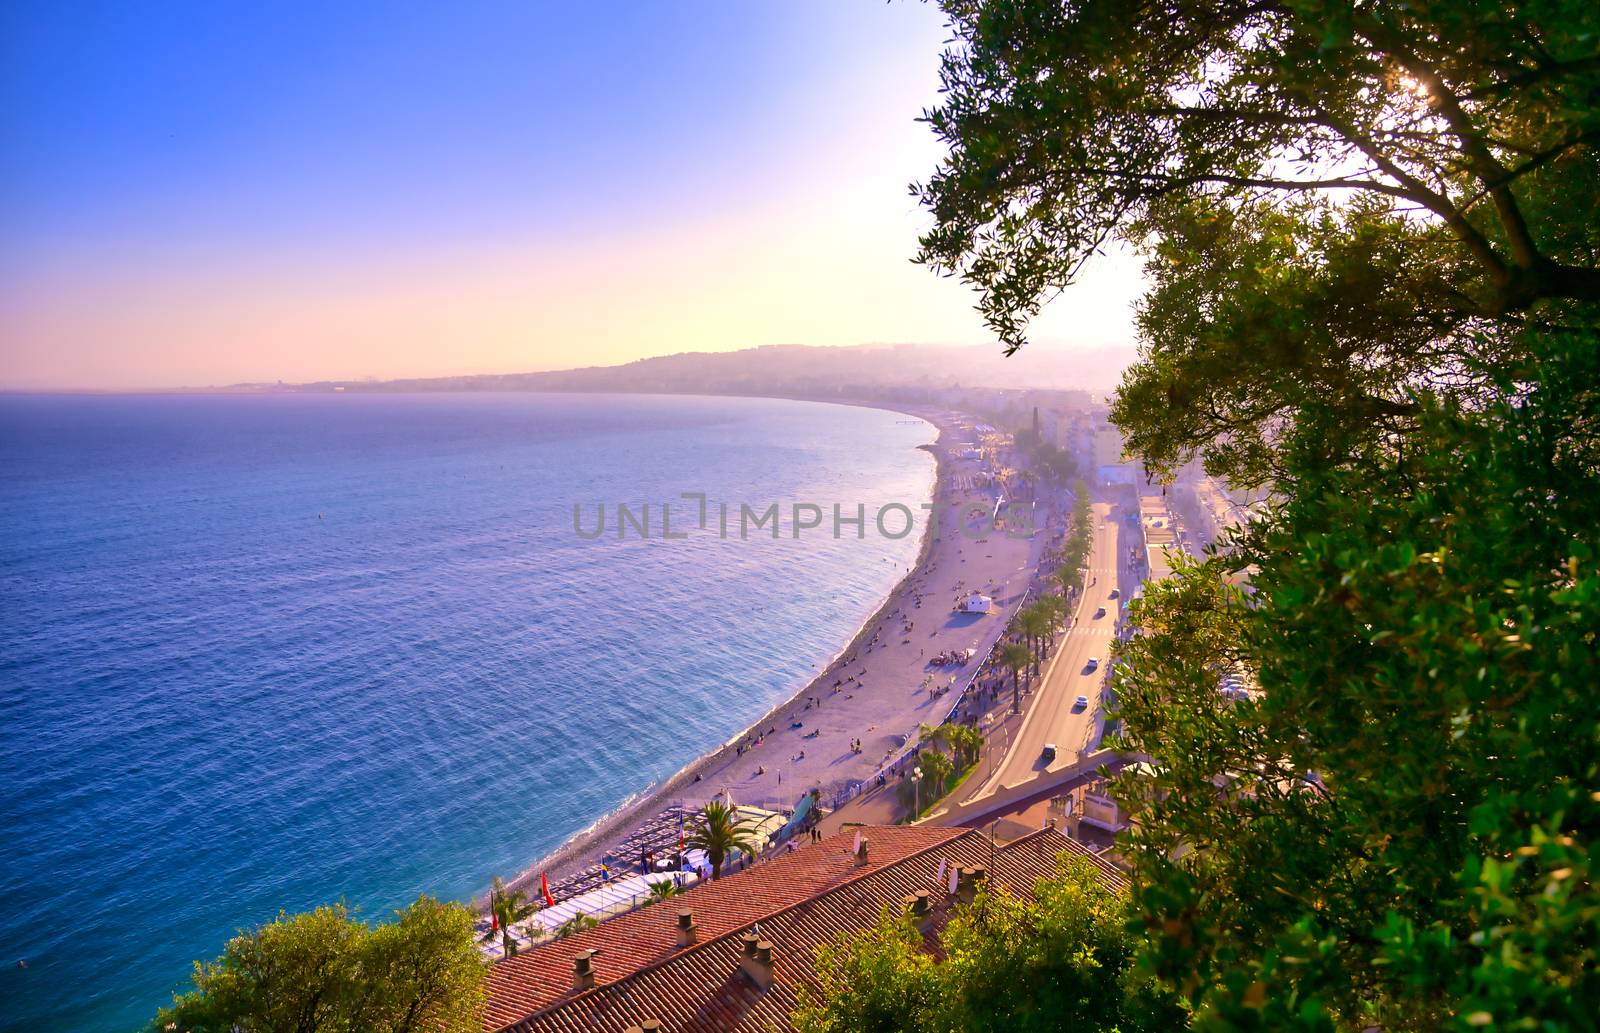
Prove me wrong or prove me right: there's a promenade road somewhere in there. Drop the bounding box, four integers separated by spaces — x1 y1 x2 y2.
965 501 1130 800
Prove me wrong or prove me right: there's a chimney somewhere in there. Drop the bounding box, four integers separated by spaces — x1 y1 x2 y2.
902 889 934 932
956 867 978 904
901 890 932 918
740 932 775 990
855 837 870 867
572 949 597 991
676 908 698 947
753 941 776 990
624 1022 664 1033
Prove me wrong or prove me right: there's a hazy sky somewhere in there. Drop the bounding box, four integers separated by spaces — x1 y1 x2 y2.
0 1 1145 390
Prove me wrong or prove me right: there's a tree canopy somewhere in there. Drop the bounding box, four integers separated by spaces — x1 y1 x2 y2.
919 1 1599 1028
917 0 1600 485
793 855 1186 1033
151 895 485 1033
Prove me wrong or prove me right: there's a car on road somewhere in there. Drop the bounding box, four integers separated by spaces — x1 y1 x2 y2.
1108 588 1120 599
1041 743 1057 762
1085 656 1100 671
1094 606 1106 619
1074 694 1089 709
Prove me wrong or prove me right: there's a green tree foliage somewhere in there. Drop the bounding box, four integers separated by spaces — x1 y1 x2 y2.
644 878 683 905
1019 603 1053 677
1014 424 1079 483
150 896 485 1033
908 723 984 818
1113 359 1600 1030
945 722 985 769
554 912 599 939
793 855 1186 1032
999 641 1033 715
899 747 957 820
918 0 1599 1027
915 0 1600 342
685 799 759 879
1058 481 1096 590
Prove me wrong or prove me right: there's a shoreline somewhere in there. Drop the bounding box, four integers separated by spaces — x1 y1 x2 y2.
498 399 1026 905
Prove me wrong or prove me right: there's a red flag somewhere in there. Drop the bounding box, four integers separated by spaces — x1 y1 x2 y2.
491 910 499 932
541 872 555 908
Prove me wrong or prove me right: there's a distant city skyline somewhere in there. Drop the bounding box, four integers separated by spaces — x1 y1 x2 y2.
0 1 1145 390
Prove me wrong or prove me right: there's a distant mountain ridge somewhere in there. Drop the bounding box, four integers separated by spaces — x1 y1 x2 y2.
225 342 1136 398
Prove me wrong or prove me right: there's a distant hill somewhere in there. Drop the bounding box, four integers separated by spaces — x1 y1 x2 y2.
226 342 1136 399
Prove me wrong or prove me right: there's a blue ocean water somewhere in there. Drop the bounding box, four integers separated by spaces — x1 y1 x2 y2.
0 392 933 1033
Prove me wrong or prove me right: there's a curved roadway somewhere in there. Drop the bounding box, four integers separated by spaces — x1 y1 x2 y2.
965 501 1129 800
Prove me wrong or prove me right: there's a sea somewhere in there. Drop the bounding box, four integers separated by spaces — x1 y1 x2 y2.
0 392 935 1033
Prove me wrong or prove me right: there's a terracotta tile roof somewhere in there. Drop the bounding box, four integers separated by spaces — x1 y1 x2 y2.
485 825 1123 1033
483 825 965 1030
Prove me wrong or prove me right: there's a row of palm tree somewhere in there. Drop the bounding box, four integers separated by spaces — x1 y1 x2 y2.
1021 595 1069 674
901 722 988 820
997 483 1097 717
1055 479 1096 597
999 640 1033 714
919 721 984 770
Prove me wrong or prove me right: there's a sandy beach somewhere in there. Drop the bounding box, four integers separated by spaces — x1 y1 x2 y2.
502 403 1048 901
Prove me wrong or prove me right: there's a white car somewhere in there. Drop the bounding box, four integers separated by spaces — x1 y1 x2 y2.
1086 657 1100 671
1074 694 1089 709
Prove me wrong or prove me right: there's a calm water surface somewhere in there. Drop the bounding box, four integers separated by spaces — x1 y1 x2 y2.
0 392 932 1032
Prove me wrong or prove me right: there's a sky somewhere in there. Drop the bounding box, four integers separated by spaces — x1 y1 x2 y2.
0 1 1145 390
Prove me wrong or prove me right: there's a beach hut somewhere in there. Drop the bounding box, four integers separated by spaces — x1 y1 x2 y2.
958 592 993 614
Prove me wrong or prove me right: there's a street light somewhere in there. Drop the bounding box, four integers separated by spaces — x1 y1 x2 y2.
912 766 924 820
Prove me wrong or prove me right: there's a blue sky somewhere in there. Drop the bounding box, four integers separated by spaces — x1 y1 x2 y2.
0 1 1142 389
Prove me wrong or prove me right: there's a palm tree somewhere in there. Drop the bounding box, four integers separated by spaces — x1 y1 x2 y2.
482 876 537 958
1020 605 1052 679
644 879 682 906
1040 593 1068 631
920 747 955 799
1000 642 1032 715
919 722 982 772
946 724 984 768
686 800 759 879
555 912 598 939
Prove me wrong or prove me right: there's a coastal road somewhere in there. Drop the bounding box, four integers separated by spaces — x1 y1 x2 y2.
965 502 1126 799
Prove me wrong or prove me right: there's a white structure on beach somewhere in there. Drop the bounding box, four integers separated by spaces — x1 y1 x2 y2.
959 592 993 614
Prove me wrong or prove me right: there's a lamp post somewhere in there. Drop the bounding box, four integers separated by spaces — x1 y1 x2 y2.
912 766 924 821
